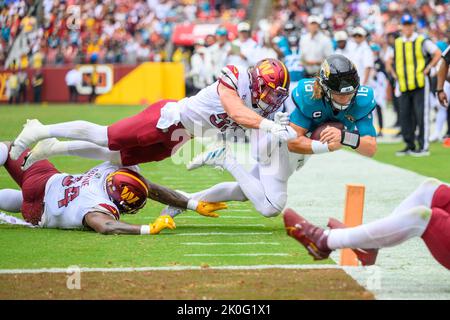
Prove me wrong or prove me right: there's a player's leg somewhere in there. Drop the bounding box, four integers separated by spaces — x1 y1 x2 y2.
22 139 122 170
10 119 108 160
0 142 23 212
421 207 450 269
391 178 443 215
190 182 247 203
326 206 431 250
0 189 23 213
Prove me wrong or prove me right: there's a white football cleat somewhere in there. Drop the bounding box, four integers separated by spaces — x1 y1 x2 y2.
186 146 226 171
10 119 49 160
22 138 59 171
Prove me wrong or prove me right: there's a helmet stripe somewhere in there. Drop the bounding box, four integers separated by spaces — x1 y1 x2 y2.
108 171 149 195
280 61 288 88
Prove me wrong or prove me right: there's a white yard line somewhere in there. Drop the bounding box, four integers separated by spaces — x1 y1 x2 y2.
175 232 273 236
176 224 266 227
0 264 340 274
184 253 289 257
181 242 280 246
287 150 450 300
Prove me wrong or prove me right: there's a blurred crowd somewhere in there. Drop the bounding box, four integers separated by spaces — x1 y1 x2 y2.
2 0 450 149
1 0 248 68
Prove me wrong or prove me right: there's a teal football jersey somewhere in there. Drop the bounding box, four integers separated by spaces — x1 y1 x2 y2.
290 78 377 137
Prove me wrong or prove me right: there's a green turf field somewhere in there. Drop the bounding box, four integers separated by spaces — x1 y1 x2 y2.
0 105 330 270
0 105 448 271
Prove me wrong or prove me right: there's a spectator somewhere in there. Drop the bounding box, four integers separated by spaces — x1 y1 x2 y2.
386 14 442 157
32 69 44 103
435 44 450 144
283 34 303 88
253 35 279 64
65 67 82 103
347 27 374 86
227 21 257 68
334 31 351 59
188 44 214 95
6 71 20 104
17 69 28 103
89 65 99 103
369 43 387 137
208 27 232 80
300 15 333 78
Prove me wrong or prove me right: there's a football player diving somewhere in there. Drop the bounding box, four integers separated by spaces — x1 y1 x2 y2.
174 54 378 219
0 141 226 234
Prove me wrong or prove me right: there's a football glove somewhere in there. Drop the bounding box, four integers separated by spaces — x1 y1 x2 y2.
274 112 290 126
196 201 228 218
150 215 176 234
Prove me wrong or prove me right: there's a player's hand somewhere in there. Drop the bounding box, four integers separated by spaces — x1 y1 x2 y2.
274 112 290 126
150 215 176 234
196 201 228 218
320 126 342 144
438 91 449 108
271 124 298 142
327 139 343 151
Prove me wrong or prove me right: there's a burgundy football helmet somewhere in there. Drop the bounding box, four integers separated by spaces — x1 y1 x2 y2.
106 168 148 214
249 58 290 116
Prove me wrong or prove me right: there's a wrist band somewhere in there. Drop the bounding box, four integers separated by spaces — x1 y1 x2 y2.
140 225 151 235
311 140 329 154
187 199 199 211
341 130 360 149
436 89 444 93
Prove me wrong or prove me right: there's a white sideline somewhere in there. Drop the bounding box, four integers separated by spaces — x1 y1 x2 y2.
0 264 341 274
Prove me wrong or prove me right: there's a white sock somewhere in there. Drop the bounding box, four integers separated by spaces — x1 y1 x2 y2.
190 182 247 202
433 106 447 138
66 141 121 164
0 143 8 166
48 121 108 147
224 157 279 217
392 179 442 215
327 206 432 250
0 189 23 213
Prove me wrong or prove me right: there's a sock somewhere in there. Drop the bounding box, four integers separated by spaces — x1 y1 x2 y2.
327 206 431 250
0 189 23 213
190 182 247 202
392 179 441 215
48 121 108 147
0 143 8 166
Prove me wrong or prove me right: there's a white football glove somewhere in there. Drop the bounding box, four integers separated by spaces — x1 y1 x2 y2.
274 112 290 126
259 119 297 142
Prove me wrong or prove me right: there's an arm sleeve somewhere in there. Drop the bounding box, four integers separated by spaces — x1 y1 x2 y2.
355 113 377 137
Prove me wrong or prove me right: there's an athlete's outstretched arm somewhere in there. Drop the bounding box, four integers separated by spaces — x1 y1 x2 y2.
219 83 264 128
144 179 227 216
84 211 175 235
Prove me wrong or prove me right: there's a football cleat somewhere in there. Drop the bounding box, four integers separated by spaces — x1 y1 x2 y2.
160 205 185 218
283 208 331 260
327 217 379 266
10 119 49 160
187 146 226 171
21 138 60 171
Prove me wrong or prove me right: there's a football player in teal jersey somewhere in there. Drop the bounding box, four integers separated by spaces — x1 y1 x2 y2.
287 54 378 157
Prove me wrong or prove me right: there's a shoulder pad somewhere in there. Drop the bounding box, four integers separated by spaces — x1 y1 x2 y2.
219 65 240 90
352 86 376 120
292 79 321 116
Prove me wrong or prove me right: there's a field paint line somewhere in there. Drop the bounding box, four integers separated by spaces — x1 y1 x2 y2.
184 253 289 257
177 224 266 227
181 242 281 246
175 232 273 236
130 216 259 220
0 264 340 274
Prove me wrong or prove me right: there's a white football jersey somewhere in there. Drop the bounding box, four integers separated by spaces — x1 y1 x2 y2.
177 64 258 137
39 162 127 229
